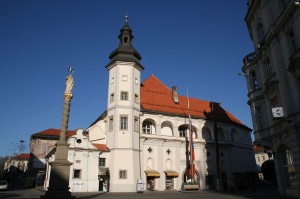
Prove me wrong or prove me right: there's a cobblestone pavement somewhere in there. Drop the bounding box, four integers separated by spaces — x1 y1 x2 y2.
0 185 297 199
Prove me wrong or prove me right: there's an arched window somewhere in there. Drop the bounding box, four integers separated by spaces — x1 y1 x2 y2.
161 121 173 136
192 127 198 139
231 129 237 142
178 124 197 138
178 125 188 137
283 147 297 187
166 159 172 170
147 158 153 169
142 119 156 134
218 127 225 141
202 127 212 140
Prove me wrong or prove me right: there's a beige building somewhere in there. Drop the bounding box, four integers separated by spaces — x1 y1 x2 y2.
242 0 300 198
86 17 257 192
253 145 272 179
4 153 30 173
28 128 76 176
3 153 30 187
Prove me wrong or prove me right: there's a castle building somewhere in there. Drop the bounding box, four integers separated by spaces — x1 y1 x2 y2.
86 17 256 192
242 0 300 198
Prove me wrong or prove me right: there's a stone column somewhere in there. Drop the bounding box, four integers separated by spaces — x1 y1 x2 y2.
41 74 76 199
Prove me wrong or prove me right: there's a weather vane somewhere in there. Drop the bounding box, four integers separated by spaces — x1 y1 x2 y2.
68 65 75 74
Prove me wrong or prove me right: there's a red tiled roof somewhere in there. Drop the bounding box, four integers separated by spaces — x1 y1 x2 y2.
13 153 30 160
253 145 265 153
92 143 110 152
32 128 76 139
141 75 247 128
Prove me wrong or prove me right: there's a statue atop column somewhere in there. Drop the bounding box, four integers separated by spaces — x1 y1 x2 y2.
40 66 76 199
64 66 75 100
65 75 74 95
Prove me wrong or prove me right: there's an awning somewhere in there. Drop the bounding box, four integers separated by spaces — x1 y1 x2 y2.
145 170 160 177
164 170 179 177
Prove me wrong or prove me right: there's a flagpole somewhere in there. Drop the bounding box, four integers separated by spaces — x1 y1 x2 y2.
187 90 194 183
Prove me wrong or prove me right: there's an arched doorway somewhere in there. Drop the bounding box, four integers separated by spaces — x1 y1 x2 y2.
182 168 200 184
261 160 276 185
181 168 200 191
277 145 297 189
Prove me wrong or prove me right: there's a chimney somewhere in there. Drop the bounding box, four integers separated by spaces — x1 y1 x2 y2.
172 86 179 104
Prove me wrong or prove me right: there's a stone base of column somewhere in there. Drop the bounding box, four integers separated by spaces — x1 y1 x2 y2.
41 146 75 199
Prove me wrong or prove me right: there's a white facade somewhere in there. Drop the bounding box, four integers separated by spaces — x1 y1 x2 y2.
44 128 106 192
86 18 257 192
88 104 257 192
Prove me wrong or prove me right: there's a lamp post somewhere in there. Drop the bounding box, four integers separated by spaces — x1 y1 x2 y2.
41 73 76 199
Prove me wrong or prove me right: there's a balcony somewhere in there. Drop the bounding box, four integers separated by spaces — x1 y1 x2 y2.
243 52 256 65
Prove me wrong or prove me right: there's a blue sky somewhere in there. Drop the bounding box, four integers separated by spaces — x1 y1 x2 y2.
0 0 254 156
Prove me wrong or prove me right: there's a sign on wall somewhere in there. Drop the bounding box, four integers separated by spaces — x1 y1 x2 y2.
271 107 284 118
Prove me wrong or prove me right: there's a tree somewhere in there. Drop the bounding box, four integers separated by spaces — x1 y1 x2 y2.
0 156 9 180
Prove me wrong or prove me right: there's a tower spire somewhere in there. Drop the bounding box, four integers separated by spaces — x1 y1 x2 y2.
106 16 143 70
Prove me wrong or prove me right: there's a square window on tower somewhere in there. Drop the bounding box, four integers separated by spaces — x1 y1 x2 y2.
121 91 128 100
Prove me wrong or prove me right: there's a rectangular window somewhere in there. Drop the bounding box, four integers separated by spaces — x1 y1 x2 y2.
109 117 113 131
119 170 127 179
134 94 139 104
250 71 259 89
110 93 114 103
134 117 139 132
255 106 263 129
288 29 297 52
179 130 186 137
270 95 279 107
257 23 265 43
120 91 128 101
135 77 138 84
73 169 81 179
111 77 114 84
120 116 128 130
142 123 151 134
99 158 106 167
265 58 272 78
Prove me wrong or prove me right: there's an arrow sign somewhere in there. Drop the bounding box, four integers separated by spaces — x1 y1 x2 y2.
272 107 284 118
